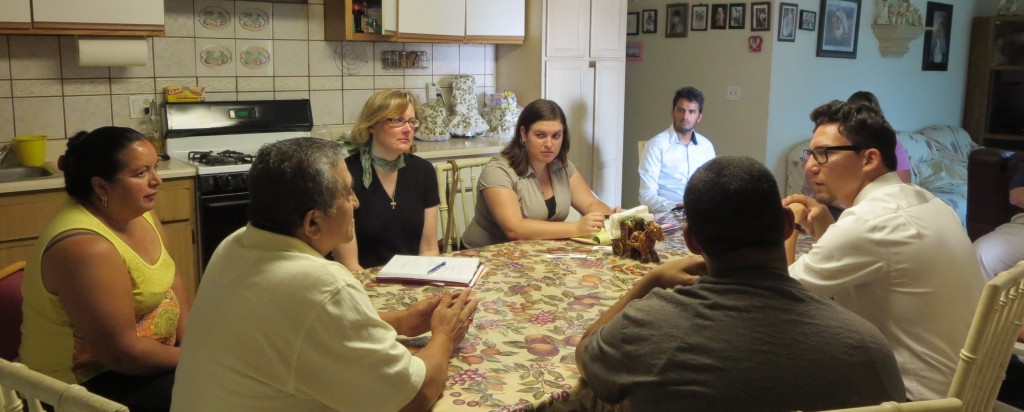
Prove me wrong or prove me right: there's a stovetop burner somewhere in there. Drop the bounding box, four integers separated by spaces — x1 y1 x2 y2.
187 150 255 166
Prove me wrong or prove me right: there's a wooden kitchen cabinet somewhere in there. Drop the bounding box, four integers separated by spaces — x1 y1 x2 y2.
0 177 200 297
0 0 164 36
963 15 1024 150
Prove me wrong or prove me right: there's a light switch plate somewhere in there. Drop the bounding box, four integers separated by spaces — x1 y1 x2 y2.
129 95 150 119
726 86 741 101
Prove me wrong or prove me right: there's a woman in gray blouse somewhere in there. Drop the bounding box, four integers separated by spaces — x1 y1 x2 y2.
461 100 618 248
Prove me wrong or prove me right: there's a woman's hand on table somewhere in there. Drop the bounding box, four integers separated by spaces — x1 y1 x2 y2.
575 212 608 237
646 255 704 289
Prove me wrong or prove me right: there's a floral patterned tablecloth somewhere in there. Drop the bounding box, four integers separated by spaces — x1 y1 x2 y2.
353 213 814 411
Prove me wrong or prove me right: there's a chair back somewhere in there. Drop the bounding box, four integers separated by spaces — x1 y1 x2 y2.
0 262 25 361
435 157 492 253
815 398 963 411
948 260 1024 412
0 358 129 412
637 139 649 165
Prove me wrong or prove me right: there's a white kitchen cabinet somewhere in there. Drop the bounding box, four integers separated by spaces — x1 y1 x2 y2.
0 0 32 31
466 0 526 41
544 0 625 59
326 0 524 43
589 0 627 58
0 0 164 36
497 0 627 205
396 0 466 40
34 0 163 27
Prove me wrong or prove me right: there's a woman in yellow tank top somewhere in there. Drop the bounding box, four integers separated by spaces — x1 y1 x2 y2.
20 126 191 412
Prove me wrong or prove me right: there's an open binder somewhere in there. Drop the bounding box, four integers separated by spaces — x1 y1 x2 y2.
376 255 485 287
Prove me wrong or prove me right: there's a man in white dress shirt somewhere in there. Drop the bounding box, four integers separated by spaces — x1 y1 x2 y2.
639 86 716 213
784 100 985 401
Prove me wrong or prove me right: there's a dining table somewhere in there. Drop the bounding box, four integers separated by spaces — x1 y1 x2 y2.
352 211 816 411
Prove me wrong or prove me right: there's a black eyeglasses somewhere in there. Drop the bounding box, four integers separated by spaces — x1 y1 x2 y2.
801 145 861 165
385 118 421 128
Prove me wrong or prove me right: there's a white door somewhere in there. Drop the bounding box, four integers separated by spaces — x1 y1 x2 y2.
544 60 596 189
544 0 589 58
467 0 525 37
589 0 627 59
397 0 465 36
591 60 625 205
33 0 163 26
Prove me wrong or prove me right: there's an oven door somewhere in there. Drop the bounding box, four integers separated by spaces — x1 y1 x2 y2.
197 192 250 268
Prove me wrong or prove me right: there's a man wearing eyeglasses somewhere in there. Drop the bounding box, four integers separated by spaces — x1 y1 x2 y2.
782 100 984 401
639 87 716 213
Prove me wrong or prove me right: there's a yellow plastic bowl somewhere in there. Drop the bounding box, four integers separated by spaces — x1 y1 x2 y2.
13 135 47 167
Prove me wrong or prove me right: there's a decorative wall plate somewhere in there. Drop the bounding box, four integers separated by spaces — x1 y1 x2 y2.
240 46 271 69
198 6 231 30
238 8 270 31
200 45 232 69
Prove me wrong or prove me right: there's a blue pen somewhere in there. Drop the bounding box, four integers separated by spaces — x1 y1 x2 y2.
427 262 447 274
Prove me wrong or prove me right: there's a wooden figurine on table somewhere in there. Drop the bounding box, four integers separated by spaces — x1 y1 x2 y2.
611 217 664 263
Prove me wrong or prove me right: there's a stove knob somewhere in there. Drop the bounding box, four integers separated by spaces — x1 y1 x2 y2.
217 175 234 190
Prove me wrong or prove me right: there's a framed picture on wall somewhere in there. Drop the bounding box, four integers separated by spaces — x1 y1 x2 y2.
751 2 771 31
778 3 798 41
799 10 817 30
816 0 861 59
692 5 709 31
666 3 689 37
628 12 640 35
921 1 952 71
642 9 658 33
626 42 644 61
711 4 729 29
728 3 746 29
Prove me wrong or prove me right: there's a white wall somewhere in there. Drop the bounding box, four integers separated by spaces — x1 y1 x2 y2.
622 0 985 203
622 0 773 208
766 0 976 191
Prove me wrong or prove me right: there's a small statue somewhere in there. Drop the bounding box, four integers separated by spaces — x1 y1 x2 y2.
877 0 891 24
611 217 663 264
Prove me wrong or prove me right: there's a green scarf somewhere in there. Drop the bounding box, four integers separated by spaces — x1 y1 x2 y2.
359 145 405 188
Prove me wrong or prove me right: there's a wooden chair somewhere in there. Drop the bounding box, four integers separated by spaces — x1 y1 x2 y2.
637 139 649 165
0 358 128 412
435 157 491 253
817 398 963 411
948 260 1024 412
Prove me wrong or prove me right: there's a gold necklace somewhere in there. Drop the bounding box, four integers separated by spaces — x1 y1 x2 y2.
386 186 397 209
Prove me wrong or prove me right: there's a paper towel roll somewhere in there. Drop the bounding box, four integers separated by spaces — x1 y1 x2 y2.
78 38 148 67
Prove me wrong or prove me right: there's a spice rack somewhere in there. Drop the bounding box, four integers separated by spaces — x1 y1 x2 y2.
381 50 428 70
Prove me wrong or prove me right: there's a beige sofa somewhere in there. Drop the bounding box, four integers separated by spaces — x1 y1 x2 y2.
784 126 978 224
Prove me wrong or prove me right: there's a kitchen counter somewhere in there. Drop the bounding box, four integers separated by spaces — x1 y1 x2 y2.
412 136 507 161
0 158 197 195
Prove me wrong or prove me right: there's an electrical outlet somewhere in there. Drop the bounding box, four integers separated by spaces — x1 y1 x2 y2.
426 82 440 100
726 86 741 101
129 95 150 119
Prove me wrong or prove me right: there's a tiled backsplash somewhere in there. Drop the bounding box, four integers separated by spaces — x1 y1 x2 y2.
0 0 497 154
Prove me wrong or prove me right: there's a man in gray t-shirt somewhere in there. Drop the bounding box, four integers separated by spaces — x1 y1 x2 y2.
577 157 905 411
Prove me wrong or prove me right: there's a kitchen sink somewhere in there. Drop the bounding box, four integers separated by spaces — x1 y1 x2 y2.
0 166 55 183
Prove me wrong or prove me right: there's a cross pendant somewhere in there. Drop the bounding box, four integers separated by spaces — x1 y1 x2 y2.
390 200 396 209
